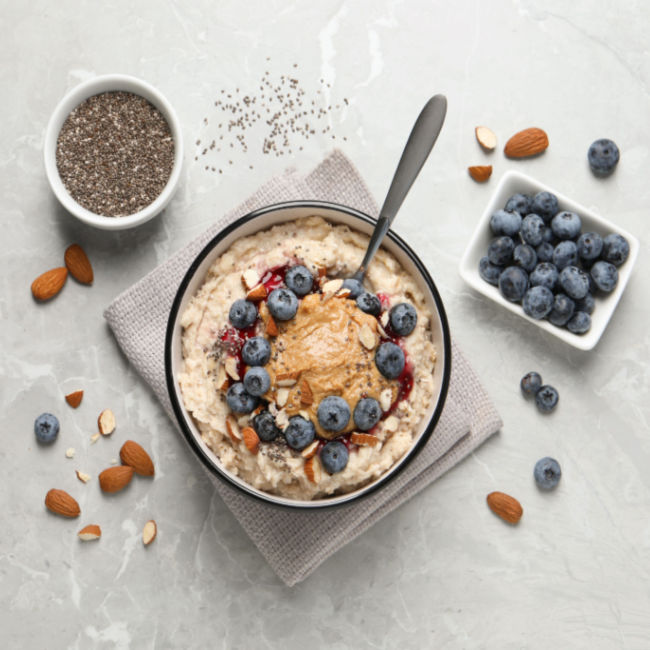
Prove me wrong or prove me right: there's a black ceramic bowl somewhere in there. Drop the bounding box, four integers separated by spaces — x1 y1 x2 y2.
165 201 451 508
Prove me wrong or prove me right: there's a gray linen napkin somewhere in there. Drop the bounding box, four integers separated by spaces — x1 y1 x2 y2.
104 150 502 586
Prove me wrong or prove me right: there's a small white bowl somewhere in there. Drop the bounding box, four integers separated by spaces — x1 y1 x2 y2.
44 74 183 230
459 170 639 351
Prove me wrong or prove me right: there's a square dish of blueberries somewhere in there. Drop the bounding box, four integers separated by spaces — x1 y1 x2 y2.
459 170 638 351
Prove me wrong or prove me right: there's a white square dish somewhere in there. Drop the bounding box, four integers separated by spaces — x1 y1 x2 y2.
458 170 639 351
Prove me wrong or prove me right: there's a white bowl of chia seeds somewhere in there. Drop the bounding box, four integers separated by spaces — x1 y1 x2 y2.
44 73 183 230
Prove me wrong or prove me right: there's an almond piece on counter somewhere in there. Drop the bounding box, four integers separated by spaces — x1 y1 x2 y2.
475 125 497 151
246 283 267 301
304 455 322 484
241 426 260 454
98 465 134 493
78 524 101 541
65 447 75 459
359 323 377 350
64 244 94 284
76 470 91 484
31 267 68 301
468 165 493 183
301 440 319 459
225 415 241 443
299 378 314 405
224 356 240 381
504 127 549 158
65 390 84 408
90 432 100 444
45 489 80 518
142 519 157 546
350 432 380 447
97 409 116 436
119 440 155 476
486 491 523 524
241 269 259 290
276 371 299 387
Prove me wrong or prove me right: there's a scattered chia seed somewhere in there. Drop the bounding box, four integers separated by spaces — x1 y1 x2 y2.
56 91 175 217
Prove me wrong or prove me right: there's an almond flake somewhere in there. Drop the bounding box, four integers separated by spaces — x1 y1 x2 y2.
90 433 100 444
76 470 91 483
276 371 299 387
299 378 313 405
359 323 377 350
475 125 497 151
377 322 389 339
379 388 393 412
237 414 251 428
226 415 241 442
335 288 351 298
215 364 229 391
268 402 278 417
143 519 157 546
225 356 240 381
380 311 389 328
383 415 399 433
301 440 319 459
65 447 75 459
304 455 321 484
321 278 344 301
276 387 290 407
276 408 289 430
241 269 259 290
350 432 380 447
299 409 311 420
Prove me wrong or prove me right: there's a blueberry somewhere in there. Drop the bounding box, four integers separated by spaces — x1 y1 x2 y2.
229 299 257 329
522 286 554 320
353 398 382 431
575 292 595 315
253 410 280 442
489 209 522 237
356 292 381 316
541 226 555 244
559 266 590 300
389 303 417 336
529 263 559 291
520 371 542 397
342 278 364 299
548 293 576 327
320 440 349 474
521 214 545 246
513 244 537 272
498 266 528 302
504 193 531 216
533 457 562 490
536 242 554 263
284 416 316 450
487 236 515 266
551 211 582 240
284 265 314 296
479 256 501 286
576 232 603 261
226 382 258 414
267 288 298 321
535 385 559 413
552 240 578 270
317 396 351 433
243 367 271 397
531 191 559 222
588 138 620 177
34 413 60 444
590 260 618 293
602 233 630 266
375 342 405 379
567 311 591 334
241 336 271 366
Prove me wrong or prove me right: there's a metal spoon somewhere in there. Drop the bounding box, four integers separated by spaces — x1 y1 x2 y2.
348 94 447 287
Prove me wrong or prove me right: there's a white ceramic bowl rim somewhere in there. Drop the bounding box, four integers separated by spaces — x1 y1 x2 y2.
43 73 184 231
164 200 452 509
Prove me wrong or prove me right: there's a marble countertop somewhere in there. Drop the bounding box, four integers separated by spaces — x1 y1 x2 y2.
2 1 649 648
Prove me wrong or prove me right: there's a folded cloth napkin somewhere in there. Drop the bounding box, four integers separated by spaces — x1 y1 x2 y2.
104 150 502 586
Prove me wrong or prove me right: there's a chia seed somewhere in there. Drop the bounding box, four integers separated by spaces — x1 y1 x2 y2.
55 91 175 217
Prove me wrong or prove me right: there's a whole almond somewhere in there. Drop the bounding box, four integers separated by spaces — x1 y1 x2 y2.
143 519 157 546
65 390 84 408
98 409 116 435
504 127 549 158
486 491 523 524
98 465 134 493
31 267 68 301
468 165 493 183
45 488 80 518
64 244 94 284
78 524 101 541
119 440 155 476
475 125 497 151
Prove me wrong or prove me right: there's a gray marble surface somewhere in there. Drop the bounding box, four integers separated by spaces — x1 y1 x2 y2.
2 0 649 648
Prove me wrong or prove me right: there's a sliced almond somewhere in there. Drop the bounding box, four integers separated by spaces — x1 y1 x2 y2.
299 378 313 405
98 466 134 493
225 415 241 442
224 356 240 381
246 283 268 301
379 388 393 413
268 402 278 417
76 470 91 484
383 415 399 433
216 364 229 391
276 371 299 387
65 390 84 408
241 426 260 454
45 489 80 518
236 414 251 428
276 408 289 430
90 432 100 444
321 278 344 300
65 447 75 459
241 269 259 290
468 165 492 183
276 387 290 407
78 524 101 541
97 409 116 436
265 314 279 337
350 432 380 447
317 266 327 278
475 125 497 151
380 311 389 328
359 323 377 350
335 288 351 298
299 409 311 420
301 440 319 459
304 455 322 484
143 519 157 546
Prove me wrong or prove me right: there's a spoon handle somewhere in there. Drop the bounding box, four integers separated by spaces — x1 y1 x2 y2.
352 94 447 282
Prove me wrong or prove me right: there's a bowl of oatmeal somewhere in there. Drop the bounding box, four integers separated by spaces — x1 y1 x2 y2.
165 201 451 508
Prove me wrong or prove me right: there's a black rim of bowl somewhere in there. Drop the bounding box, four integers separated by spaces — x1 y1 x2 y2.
164 200 452 509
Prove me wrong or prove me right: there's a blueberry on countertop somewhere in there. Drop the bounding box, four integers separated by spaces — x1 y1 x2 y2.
284 265 314 296
513 244 538 272
241 336 271 366
34 413 60 444
590 260 618 293
534 457 562 490
567 311 592 334
588 138 620 177
551 211 582 241
479 256 501 286
389 303 417 336
284 415 316 450
487 236 515 266
531 191 559 222
504 193 531 216
535 385 559 413
559 266 590 300
226 382 259 414
498 266 528 302
529 262 558 292
243 366 271 397
576 232 603 261
320 440 349 474
602 233 630 266
342 278 364 299
375 342 405 379
548 293 576 327
552 241 578 271
353 397 382 431
253 410 281 442
521 214 545 247
520 371 542 397
356 292 381 316
229 299 257 329
522 286 554 320
267 288 299 321
490 209 522 237
317 396 351 433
